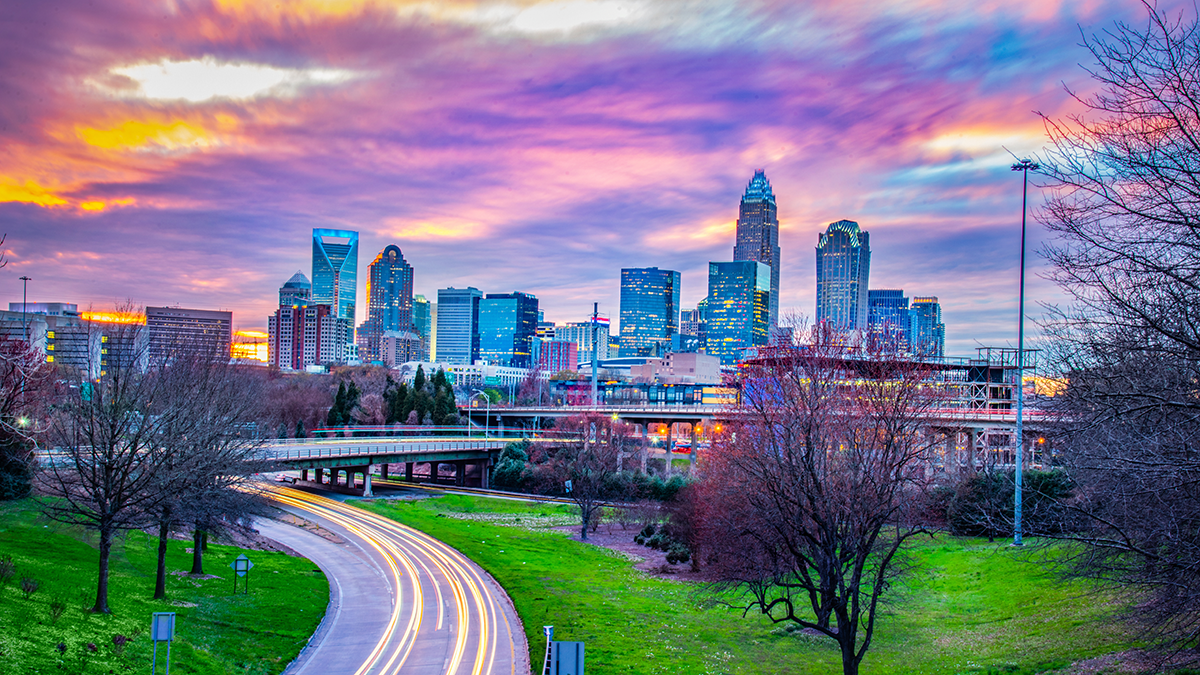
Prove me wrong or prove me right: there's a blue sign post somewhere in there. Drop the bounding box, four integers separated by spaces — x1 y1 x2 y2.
151 612 175 675
230 554 254 594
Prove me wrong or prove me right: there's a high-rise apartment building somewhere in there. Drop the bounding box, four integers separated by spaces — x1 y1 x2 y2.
356 245 414 363
867 290 909 349
435 287 482 365
311 229 358 325
556 317 610 366
279 271 312 306
268 303 347 370
413 295 431 361
619 267 680 357
478 292 539 367
538 340 578 374
733 170 781 326
145 306 232 363
706 261 771 364
909 296 946 358
815 220 871 331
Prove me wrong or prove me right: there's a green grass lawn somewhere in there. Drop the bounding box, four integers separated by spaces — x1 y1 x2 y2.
0 498 328 675
359 495 1131 675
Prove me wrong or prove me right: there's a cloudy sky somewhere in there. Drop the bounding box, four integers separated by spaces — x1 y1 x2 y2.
0 0 1173 355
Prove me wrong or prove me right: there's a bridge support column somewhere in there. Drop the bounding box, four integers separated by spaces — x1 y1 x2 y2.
689 423 698 472
301 469 309 482
664 423 673 477
315 468 324 485
455 461 466 487
380 464 388 481
363 468 373 497
944 431 957 478
406 462 414 482
479 460 489 489
966 428 978 475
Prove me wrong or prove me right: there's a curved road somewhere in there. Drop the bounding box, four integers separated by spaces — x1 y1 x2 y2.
257 486 529 675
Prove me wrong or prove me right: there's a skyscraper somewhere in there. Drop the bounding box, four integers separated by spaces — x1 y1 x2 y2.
909 296 946 358
413 294 431 361
556 318 610 366
311 229 358 323
145 306 233 363
733 170 781 326
867 289 909 350
619 267 680 357
815 219 870 331
435 287 482 365
706 261 771 364
478 292 539 367
279 271 311 306
356 245 414 363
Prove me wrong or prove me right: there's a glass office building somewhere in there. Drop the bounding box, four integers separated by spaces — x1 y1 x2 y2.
311 229 358 324
356 245 414 363
478 292 539 368
619 267 680 357
435 287 482 365
909 296 946 358
413 294 431 361
733 170 781 326
815 220 870 331
867 289 909 350
706 261 771 364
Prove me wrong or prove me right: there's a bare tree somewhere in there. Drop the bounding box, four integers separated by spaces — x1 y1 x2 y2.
0 336 52 500
694 325 941 675
530 414 637 540
1036 3 1200 656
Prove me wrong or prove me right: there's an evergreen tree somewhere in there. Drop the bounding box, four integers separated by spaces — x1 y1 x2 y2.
327 382 346 427
413 365 426 392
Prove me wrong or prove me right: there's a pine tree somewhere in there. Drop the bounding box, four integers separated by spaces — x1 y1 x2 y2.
413 365 426 392
327 382 346 427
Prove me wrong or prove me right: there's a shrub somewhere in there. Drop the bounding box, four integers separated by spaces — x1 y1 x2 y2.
19 577 38 599
48 596 66 624
0 554 14 586
639 524 656 538
111 635 129 655
666 543 690 565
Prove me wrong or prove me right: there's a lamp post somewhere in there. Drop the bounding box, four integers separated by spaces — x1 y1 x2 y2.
18 276 30 344
1010 158 1038 547
470 388 490 438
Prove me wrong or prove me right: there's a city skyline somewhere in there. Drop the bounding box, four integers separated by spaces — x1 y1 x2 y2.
1 0 1169 356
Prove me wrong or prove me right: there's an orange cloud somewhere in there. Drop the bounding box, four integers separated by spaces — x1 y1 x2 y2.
76 115 238 152
0 179 69 208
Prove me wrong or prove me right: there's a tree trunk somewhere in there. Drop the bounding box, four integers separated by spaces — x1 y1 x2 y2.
840 636 859 675
191 528 205 575
154 506 171 599
93 527 112 613
580 505 589 541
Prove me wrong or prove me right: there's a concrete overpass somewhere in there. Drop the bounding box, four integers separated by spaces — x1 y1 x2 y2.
264 436 510 496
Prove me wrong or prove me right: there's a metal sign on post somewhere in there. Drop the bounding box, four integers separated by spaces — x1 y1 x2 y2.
151 612 175 675
549 641 585 675
564 480 572 493
229 554 254 594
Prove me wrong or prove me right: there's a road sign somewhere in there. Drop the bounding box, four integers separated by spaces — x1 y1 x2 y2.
564 480 572 493
151 612 175 675
230 554 254 577
549 641 585 675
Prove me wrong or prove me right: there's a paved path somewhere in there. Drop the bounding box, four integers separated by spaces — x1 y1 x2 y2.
257 486 529 675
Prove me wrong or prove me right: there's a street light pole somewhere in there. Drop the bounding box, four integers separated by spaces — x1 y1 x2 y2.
19 276 30 344
1010 158 1038 547
471 388 490 438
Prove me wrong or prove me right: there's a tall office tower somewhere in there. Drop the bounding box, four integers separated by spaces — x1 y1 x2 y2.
539 340 578 374
619 267 680 357
311 229 358 325
279 271 312 306
478 292 539 367
268 303 345 370
356 245 414 363
867 289 910 349
556 317 610 366
815 219 871 331
145 306 232 363
733 170 781 326
435 287 482 365
706 261 771 365
909 296 946 358
413 295 431 361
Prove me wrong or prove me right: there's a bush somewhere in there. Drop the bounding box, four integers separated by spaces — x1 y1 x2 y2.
492 440 530 489
666 543 690 565
48 596 66 624
0 554 14 586
111 635 129 656
20 576 38 599
946 469 1073 537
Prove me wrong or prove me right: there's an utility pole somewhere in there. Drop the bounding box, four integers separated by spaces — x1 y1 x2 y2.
590 302 599 406
19 276 30 344
1010 158 1038 547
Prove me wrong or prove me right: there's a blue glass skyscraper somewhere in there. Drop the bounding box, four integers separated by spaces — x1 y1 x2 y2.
867 289 909 349
706 261 770 364
733 170 781 326
478 292 539 367
311 229 358 323
619 267 680 357
909 296 946 358
356 244 414 363
435 287 482 365
815 220 870 331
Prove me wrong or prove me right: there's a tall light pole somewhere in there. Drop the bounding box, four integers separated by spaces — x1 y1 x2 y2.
1011 158 1038 547
18 276 30 344
471 388 490 438
590 302 599 407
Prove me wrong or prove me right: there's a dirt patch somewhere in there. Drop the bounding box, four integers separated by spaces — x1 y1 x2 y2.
1061 649 1197 674
555 525 708 583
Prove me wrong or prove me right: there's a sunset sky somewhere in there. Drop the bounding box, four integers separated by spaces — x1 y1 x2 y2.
0 0 1172 356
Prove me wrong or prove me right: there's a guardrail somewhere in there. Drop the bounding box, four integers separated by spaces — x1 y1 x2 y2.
265 438 509 461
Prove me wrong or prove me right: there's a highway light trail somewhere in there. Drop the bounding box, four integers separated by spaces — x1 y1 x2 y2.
267 486 519 675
